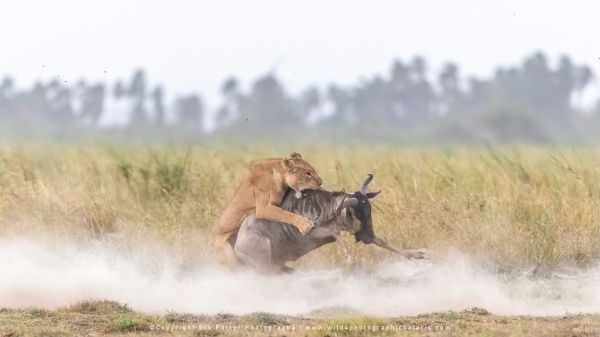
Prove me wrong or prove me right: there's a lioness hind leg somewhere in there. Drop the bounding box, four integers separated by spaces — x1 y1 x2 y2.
214 233 242 268
214 203 248 268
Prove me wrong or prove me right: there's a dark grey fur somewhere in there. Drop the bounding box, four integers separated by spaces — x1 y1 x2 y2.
233 189 351 273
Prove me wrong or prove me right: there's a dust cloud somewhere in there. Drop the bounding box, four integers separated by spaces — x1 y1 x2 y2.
1 236 599 316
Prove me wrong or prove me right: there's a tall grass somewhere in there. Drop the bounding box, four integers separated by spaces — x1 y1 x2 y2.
1 144 600 270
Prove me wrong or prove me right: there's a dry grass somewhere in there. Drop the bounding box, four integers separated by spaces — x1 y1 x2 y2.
1 300 599 337
1 144 600 270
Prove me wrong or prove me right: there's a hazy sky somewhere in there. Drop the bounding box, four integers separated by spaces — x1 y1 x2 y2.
1 0 599 107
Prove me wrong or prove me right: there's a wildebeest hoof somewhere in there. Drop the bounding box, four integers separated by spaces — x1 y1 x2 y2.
408 249 430 260
280 266 295 273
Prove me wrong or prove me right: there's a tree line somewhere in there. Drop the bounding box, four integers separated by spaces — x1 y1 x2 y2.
1 51 598 143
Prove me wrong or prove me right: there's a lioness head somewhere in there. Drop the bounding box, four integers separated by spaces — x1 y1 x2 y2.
282 152 322 197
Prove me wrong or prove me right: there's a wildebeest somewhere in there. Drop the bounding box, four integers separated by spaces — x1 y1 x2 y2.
232 174 428 273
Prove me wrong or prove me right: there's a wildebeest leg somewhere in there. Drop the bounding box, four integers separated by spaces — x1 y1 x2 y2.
372 237 429 259
335 235 356 265
234 230 282 274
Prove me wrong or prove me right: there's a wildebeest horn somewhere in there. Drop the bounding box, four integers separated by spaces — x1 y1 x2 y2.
341 197 359 209
360 173 374 195
372 237 429 260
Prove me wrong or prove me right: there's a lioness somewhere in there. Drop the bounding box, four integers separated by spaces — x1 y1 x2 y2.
214 152 323 267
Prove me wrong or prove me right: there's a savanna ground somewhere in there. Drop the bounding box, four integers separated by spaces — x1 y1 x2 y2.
1 300 600 337
2 144 600 336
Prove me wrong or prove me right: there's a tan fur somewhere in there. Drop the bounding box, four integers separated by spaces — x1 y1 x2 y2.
214 152 322 267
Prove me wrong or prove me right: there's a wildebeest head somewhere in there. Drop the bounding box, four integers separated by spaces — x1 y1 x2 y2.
339 174 380 244
338 174 428 260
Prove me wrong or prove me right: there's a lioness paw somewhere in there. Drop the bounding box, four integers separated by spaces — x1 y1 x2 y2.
296 218 314 235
